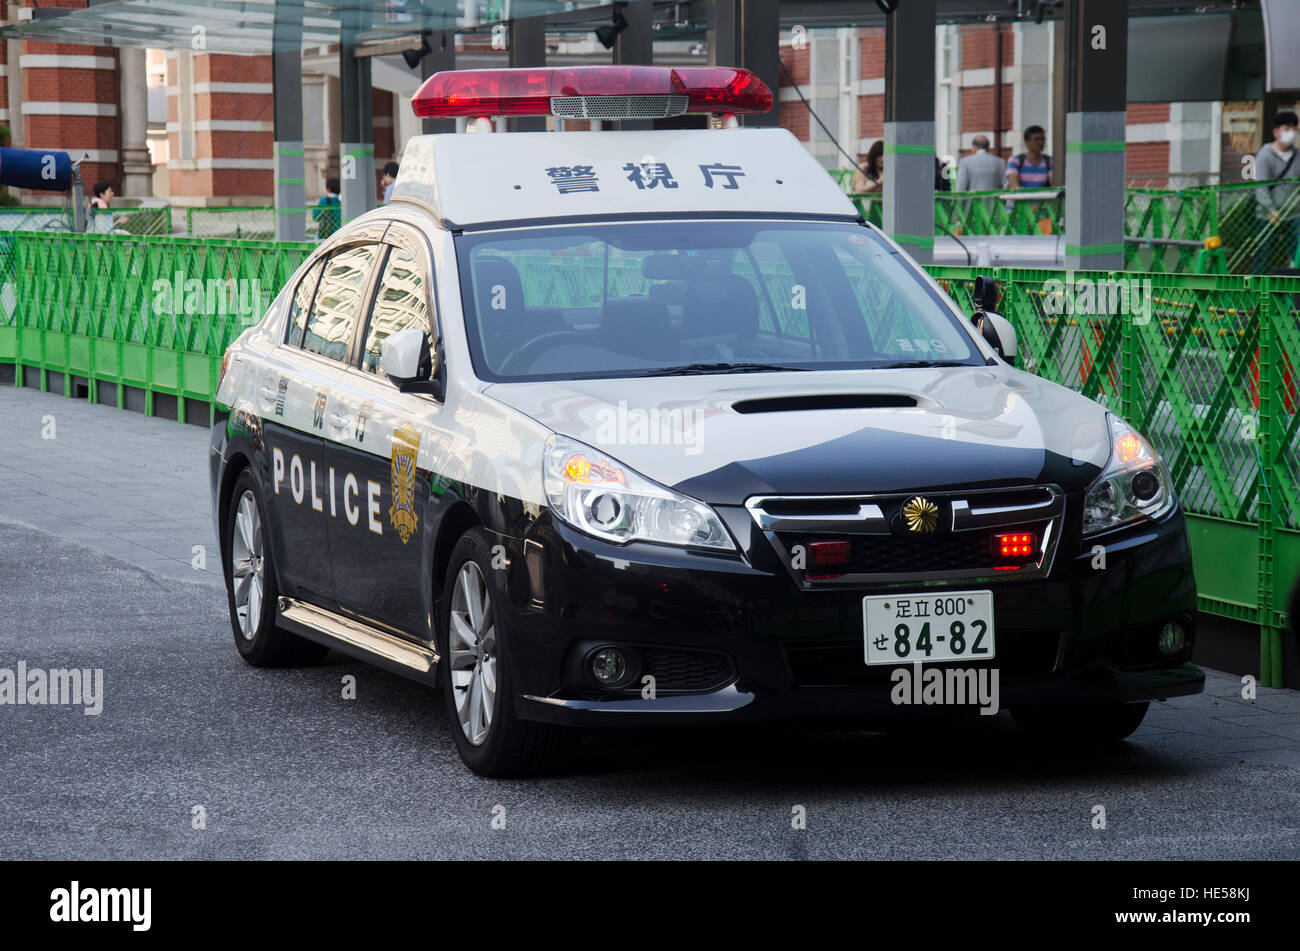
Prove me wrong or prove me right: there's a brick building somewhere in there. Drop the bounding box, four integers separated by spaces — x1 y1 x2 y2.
0 12 1280 207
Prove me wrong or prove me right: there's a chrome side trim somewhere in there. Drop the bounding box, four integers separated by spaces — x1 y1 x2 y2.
278 597 438 674
950 491 1063 531
744 497 890 535
522 684 754 714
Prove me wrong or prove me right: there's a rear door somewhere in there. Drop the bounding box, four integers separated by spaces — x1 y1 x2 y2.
263 234 385 602
324 225 447 638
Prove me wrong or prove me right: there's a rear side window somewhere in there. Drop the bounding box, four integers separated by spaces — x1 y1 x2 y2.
361 247 431 375
286 257 325 347
302 244 379 362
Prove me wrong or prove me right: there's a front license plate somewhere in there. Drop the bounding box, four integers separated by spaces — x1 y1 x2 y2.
863 590 995 666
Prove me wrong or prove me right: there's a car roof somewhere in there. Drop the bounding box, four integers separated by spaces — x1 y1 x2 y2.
389 127 858 230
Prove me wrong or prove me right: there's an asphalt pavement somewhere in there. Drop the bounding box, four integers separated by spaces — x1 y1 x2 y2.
1 385 1297 860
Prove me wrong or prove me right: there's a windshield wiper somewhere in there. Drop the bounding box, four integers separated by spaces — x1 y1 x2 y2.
634 362 811 377
875 360 973 369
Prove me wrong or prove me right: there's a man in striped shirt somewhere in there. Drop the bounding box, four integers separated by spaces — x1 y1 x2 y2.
1005 126 1053 188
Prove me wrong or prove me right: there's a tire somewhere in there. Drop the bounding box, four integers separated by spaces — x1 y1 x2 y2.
1011 701 1150 744
223 469 328 668
439 528 577 777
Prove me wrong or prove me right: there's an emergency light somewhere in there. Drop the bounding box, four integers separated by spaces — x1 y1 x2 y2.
410 66 773 121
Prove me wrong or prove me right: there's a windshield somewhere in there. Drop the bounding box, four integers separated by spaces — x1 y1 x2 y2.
454 220 983 382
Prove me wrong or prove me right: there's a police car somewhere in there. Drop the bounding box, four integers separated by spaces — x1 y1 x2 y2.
209 66 1203 776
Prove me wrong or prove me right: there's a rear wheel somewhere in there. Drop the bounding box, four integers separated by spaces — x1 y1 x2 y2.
224 470 328 667
439 528 577 777
1011 701 1149 744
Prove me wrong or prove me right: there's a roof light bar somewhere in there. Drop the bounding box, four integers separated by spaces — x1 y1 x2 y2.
410 66 773 120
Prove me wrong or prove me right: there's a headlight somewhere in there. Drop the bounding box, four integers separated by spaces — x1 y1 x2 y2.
543 435 735 550
1082 415 1175 536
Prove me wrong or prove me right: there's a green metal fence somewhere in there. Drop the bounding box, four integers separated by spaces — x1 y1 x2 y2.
930 265 1299 685
832 172 1300 275
0 204 172 235
0 233 1294 684
0 232 313 423
185 206 338 241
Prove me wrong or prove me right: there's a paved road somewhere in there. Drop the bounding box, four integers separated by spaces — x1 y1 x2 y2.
1 386 1298 859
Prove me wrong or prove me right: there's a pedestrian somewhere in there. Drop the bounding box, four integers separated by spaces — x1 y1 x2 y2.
851 141 883 194
89 181 114 209
381 161 400 204
313 177 341 239
956 135 1007 192
87 181 115 233
1252 110 1300 273
1005 126 1052 188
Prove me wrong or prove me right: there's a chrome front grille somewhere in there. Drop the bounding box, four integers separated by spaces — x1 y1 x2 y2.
550 94 690 119
746 486 1065 588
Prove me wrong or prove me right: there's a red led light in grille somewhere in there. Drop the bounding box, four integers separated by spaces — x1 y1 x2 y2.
994 531 1037 565
807 540 850 567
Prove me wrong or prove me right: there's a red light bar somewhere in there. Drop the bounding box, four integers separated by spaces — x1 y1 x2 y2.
411 66 773 119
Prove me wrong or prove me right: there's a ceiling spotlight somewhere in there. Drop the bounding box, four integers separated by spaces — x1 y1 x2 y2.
403 34 432 70
595 5 629 50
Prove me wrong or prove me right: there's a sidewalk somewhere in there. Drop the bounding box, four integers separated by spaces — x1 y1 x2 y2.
0 385 222 587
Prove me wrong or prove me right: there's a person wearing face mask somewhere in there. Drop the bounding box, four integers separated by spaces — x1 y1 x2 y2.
1253 110 1300 273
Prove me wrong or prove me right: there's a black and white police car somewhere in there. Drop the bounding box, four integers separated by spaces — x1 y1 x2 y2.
210 66 1203 776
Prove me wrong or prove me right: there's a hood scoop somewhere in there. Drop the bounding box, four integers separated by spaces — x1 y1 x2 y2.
731 393 919 414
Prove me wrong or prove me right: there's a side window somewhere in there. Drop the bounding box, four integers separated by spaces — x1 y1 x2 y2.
302 244 380 362
286 257 326 347
361 246 432 375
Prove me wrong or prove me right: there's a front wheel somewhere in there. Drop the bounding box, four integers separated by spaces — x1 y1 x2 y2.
224 470 328 667
439 528 577 777
1011 701 1149 744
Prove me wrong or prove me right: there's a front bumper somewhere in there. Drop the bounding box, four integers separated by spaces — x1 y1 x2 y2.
497 495 1203 727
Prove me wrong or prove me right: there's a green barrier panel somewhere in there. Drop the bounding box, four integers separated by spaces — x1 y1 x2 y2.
832 171 1300 275
929 264 1299 684
0 232 314 425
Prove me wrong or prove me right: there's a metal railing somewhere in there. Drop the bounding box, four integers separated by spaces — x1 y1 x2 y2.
0 232 313 423
931 266 1299 685
830 173 1300 275
185 206 341 241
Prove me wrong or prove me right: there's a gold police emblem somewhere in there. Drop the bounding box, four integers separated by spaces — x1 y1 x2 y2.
902 496 939 533
389 424 421 544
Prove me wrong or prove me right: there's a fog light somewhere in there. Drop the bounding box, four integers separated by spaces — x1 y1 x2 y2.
591 647 630 686
1157 621 1186 656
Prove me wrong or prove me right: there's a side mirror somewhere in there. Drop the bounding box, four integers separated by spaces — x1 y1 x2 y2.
972 311 1018 362
381 327 442 397
972 274 999 312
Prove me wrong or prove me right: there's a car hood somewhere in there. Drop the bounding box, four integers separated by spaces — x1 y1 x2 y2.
482 366 1111 505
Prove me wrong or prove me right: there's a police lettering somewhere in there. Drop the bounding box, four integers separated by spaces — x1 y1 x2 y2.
273 448 383 536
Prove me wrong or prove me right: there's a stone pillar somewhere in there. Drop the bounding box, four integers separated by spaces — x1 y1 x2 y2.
119 47 152 197
272 8 305 240
883 0 936 264
1062 0 1128 271
708 0 780 128
339 3 375 224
